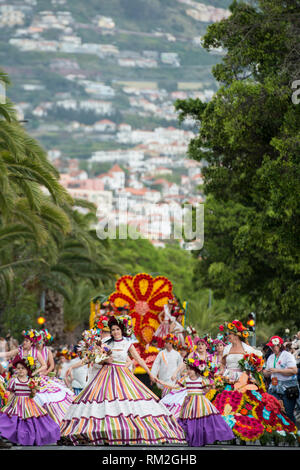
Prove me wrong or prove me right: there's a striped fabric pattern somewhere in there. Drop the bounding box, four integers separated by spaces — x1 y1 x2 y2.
41 393 74 425
76 364 159 403
1 395 48 419
61 413 185 445
1 379 48 419
180 394 218 419
60 364 186 445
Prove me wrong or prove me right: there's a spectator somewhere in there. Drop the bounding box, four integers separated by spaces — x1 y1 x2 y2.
263 335 299 423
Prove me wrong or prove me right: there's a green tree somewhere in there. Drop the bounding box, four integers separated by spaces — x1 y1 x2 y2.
175 0 300 329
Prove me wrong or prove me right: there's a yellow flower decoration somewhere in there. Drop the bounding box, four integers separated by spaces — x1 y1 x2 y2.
228 323 234 330
27 356 34 366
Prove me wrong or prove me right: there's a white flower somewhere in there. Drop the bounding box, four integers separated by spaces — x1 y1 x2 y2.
272 338 280 345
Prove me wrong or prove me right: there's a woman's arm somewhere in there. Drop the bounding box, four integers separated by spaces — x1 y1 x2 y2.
45 348 55 375
0 348 18 359
171 362 186 382
156 378 179 390
128 345 156 382
265 366 297 377
34 352 47 376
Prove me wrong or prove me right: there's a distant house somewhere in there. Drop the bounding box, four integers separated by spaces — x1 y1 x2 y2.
97 164 125 190
93 119 116 133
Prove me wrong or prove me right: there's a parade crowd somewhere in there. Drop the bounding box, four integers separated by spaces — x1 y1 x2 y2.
0 298 299 448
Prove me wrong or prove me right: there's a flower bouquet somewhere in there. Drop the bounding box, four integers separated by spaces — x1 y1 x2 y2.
77 329 111 366
213 374 226 390
94 344 112 364
28 376 42 398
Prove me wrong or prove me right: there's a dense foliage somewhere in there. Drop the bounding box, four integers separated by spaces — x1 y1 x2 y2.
175 0 300 328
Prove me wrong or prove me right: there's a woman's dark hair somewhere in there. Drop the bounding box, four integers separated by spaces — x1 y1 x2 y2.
108 317 128 337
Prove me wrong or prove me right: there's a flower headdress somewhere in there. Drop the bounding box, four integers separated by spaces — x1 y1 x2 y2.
108 315 133 337
22 329 40 344
266 336 284 348
40 329 53 345
12 354 37 377
219 319 251 340
194 334 212 349
96 315 110 332
56 347 71 360
185 354 215 380
163 333 179 347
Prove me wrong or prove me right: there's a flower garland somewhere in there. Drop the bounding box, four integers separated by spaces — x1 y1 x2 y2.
219 319 252 339
185 355 215 380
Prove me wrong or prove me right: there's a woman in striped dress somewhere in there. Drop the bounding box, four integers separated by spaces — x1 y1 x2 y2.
159 356 235 446
33 329 75 425
0 355 60 446
0 330 47 377
59 315 186 446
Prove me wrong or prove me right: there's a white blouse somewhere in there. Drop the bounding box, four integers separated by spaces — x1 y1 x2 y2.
222 342 262 381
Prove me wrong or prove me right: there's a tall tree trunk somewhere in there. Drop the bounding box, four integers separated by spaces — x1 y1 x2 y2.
44 288 66 346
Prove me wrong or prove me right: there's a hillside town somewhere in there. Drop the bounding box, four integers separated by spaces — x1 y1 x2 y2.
1 0 229 245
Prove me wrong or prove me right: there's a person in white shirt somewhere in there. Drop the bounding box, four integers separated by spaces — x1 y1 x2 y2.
150 334 183 390
263 335 299 423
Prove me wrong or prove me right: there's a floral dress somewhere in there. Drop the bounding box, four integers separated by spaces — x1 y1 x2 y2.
207 345 300 445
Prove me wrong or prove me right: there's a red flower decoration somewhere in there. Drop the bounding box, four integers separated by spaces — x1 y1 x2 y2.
233 415 265 441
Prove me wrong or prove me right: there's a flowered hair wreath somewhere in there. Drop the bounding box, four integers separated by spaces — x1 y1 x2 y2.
185 355 215 379
219 320 252 339
108 315 133 337
96 315 110 332
22 329 41 344
194 334 212 349
40 329 53 345
12 354 37 377
163 333 179 347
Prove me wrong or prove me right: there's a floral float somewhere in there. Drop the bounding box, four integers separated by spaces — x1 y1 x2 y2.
107 273 174 346
206 353 299 446
89 273 176 374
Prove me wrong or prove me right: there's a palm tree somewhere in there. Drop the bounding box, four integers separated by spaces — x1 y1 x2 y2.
0 71 119 343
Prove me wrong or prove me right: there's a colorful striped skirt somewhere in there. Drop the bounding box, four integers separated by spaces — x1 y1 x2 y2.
0 395 61 446
160 387 187 419
34 376 75 425
178 393 235 446
60 364 186 446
